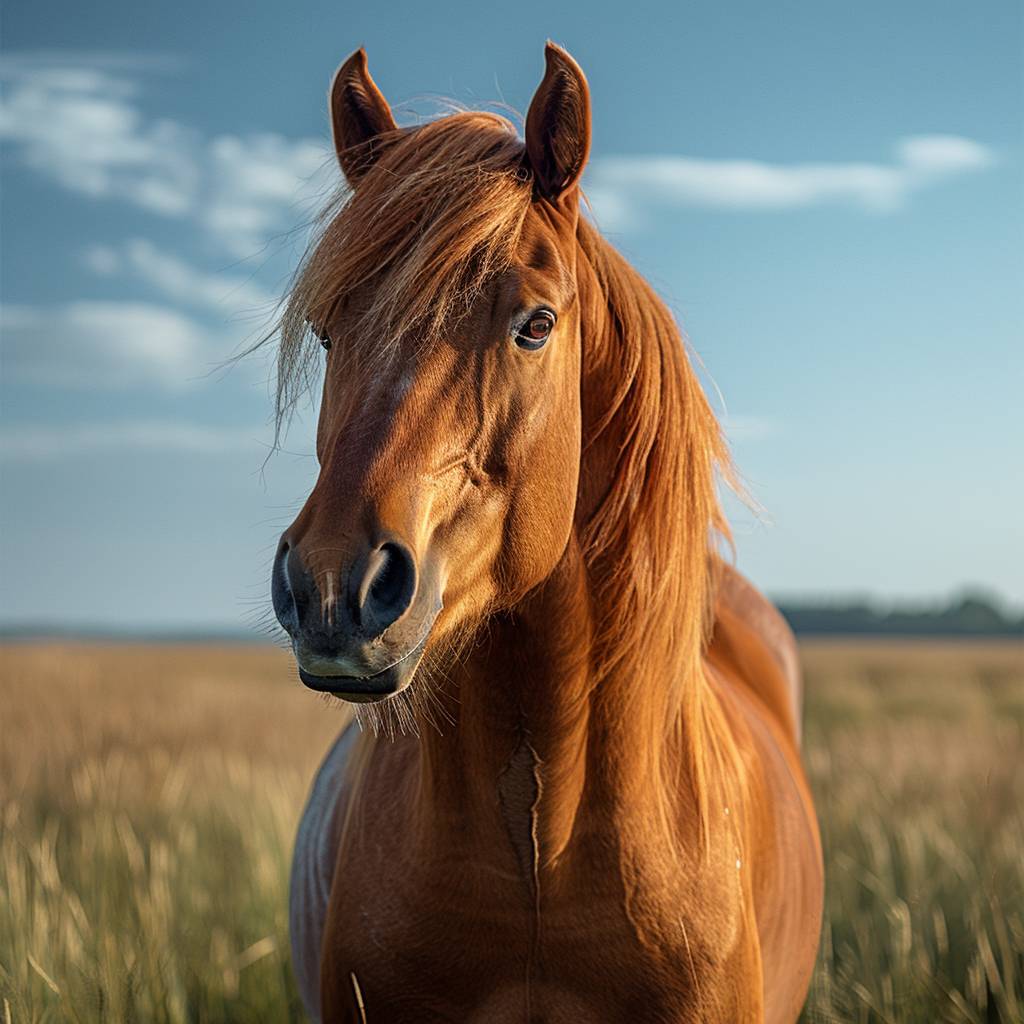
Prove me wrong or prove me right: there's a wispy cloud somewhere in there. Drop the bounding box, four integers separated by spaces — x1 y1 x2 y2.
586 135 995 227
3 52 997 251
0 62 198 215
204 134 330 257
2 301 233 390
0 54 333 257
83 239 277 317
0 419 270 459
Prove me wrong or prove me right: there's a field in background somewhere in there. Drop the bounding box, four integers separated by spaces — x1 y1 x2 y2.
1 640 1021 1023
798 641 1022 1023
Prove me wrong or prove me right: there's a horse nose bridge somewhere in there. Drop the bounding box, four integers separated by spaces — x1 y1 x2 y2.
279 471 426 618
292 485 414 565
282 491 354 576
312 351 453 523
274 369 443 639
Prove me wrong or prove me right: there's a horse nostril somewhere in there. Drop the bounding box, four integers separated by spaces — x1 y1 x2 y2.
357 541 417 636
271 538 298 633
369 546 402 609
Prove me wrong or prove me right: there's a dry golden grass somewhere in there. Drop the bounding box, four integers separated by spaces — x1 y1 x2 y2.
0 644 343 1023
1 639 1021 1022
799 639 1023 1023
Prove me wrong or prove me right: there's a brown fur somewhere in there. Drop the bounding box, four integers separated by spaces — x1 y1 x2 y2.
275 44 822 1023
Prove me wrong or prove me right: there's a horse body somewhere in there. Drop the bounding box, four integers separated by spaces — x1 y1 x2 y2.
292 565 820 1023
274 44 822 1024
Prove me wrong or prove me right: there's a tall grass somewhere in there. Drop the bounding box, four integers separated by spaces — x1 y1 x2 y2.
800 641 1023 1023
0 645 343 1023
1 640 1021 1022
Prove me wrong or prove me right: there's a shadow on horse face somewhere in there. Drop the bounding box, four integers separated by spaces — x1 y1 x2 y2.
272 187 585 703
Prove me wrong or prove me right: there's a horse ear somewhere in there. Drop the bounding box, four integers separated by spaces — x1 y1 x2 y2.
330 48 399 184
524 42 592 204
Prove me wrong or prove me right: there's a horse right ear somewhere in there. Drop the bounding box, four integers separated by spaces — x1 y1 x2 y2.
329 48 399 185
524 42 592 206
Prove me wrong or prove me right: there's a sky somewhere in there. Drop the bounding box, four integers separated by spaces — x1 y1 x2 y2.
1 0 1022 632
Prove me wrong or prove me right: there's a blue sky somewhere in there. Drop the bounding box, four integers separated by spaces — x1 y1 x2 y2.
2 0 1021 630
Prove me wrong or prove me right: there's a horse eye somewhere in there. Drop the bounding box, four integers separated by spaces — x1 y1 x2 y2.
320 336 332 352
515 309 556 351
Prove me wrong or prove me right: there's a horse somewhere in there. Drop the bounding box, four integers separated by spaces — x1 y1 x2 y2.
271 43 823 1024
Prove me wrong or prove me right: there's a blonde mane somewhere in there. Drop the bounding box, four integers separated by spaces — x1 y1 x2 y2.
574 219 740 836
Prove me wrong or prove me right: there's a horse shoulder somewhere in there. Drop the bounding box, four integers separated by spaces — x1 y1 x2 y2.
706 566 823 1024
709 563 803 746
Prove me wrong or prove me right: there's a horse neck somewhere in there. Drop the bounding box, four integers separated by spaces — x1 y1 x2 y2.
411 220 727 865
415 539 682 870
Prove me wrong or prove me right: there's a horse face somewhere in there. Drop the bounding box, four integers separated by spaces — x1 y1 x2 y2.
273 46 591 702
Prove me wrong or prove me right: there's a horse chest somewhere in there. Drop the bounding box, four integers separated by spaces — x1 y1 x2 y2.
321 817 754 1024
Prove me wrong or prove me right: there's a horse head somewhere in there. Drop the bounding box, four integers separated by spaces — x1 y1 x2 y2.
272 45 592 702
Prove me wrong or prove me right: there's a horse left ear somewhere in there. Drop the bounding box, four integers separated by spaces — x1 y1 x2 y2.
524 42 592 205
329 48 399 185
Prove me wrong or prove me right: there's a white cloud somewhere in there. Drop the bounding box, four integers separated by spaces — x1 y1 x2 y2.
0 63 199 215
896 135 993 175
83 239 277 317
0 420 270 460
1 301 227 389
0 55 334 257
586 135 996 228
205 134 331 257
82 244 121 275
5 53 996 250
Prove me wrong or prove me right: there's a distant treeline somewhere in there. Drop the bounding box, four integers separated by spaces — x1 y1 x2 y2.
2 592 1022 643
776 591 1024 638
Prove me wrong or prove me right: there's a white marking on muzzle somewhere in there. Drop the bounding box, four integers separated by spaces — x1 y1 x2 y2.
320 570 336 628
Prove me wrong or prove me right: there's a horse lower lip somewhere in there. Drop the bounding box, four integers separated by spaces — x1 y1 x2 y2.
294 629 431 700
297 665 399 699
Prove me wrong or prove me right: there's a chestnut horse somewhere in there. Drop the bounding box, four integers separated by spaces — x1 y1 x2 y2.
273 44 823 1024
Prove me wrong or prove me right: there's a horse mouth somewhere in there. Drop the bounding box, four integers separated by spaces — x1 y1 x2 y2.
296 634 428 702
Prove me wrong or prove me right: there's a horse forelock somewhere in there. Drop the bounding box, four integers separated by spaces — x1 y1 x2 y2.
274 111 533 429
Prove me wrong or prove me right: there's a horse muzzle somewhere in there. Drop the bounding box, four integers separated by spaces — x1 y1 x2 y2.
271 532 440 702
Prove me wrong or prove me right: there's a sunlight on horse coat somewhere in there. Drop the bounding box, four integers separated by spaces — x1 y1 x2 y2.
276 43 823 1024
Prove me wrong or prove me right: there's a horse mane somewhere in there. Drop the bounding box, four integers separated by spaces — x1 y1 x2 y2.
573 219 742 838
274 110 741 837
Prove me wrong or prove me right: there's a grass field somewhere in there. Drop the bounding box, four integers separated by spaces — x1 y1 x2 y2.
1 639 1021 1022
